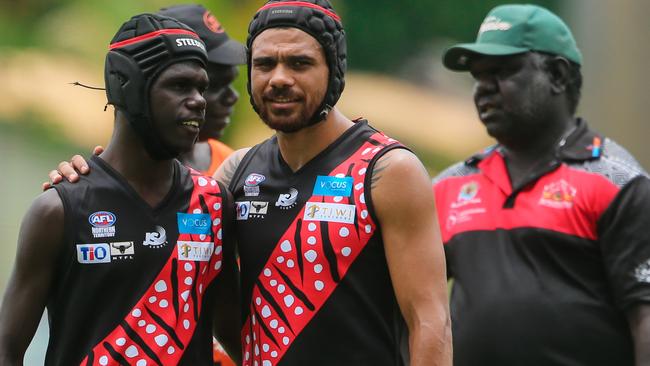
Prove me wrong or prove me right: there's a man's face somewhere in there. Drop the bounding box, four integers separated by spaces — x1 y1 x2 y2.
200 63 239 141
470 53 551 147
149 61 208 154
250 28 329 133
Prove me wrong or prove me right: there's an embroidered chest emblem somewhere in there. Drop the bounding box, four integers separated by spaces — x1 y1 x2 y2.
539 179 577 209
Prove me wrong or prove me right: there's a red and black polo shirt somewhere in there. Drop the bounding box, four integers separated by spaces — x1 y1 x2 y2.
434 119 650 366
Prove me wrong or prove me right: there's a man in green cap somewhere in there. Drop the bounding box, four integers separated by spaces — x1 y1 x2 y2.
434 4 650 365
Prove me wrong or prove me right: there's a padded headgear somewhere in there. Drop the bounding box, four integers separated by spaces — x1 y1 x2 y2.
246 0 347 125
105 13 207 160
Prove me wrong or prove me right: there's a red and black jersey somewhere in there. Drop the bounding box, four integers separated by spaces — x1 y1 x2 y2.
229 121 409 366
434 119 650 366
49 156 232 366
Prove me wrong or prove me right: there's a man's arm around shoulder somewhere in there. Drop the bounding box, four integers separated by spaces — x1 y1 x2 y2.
0 189 65 365
371 149 452 366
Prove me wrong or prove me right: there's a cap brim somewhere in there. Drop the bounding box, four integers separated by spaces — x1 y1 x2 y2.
207 39 246 65
443 43 529 71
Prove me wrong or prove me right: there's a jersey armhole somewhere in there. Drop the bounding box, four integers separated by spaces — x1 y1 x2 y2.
363 144 411 232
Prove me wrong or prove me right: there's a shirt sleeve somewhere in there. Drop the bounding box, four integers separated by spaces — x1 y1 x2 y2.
598 175 650 310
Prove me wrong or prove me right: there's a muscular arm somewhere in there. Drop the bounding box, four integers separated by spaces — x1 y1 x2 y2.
0 189 65 364
371 149 452 366
212 190 242 364
212 147 250 187
628 304 650 365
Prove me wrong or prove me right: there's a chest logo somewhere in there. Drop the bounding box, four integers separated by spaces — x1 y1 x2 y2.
177 213 211 235
143 226 167 248
110 241 134 260
236 201 250 220
539 179 577 209
177 241 214 262
303 202 356 224
244 173 265 197
77 243 111 264
89 211 117 238
451 181 482 209
276 188 299 209
312 175 353 197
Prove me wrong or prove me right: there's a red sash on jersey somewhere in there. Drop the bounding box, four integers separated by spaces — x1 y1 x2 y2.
241 133 399 366
80 172 225 366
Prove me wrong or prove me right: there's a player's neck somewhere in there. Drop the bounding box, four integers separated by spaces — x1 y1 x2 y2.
179 141 211 172
101 124 177 207
276 108 354 172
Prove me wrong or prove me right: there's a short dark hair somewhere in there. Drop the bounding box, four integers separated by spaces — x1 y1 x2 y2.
536 52 583 115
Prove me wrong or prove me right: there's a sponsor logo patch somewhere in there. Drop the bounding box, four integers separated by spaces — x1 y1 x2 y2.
89 211 117 238
479 16 512 34
276 188 299 209
236 201 251 220
175 38 206 51
143 226 167 248
244 173 265 197
450 181 482 209
539 179 577 209
177 213 211 235
110 241 134 257
177 241 214 262
250 201 269 217
313 175 353 197
77 243 111 264
303 202 355 224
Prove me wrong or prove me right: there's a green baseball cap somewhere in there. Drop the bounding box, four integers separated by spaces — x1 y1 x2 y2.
443 4 582 71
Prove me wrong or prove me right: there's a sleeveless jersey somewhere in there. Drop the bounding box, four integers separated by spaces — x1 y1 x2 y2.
49 156 229 366
229 121 408 366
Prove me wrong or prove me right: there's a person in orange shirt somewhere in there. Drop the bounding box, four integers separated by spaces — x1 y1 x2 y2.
160 4 246 176
159 6 245 365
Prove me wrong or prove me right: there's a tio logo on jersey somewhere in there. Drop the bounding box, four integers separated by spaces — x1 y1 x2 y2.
76 243 111 264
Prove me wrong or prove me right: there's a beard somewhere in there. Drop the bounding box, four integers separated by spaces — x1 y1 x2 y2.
255 87 322 133
258 106 314 133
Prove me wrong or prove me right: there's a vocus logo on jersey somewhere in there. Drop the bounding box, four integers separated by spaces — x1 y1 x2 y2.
88 211 117 238
313 175 353 197
275 188 299 209
77 243 111 264
177 213 211 235
244 173 265 197
143 226 167 248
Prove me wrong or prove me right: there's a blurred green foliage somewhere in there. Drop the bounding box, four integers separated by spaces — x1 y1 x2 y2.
0 0 559 71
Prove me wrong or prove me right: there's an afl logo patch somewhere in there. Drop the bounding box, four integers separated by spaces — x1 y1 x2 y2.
88 211 116 228
245 173 266 186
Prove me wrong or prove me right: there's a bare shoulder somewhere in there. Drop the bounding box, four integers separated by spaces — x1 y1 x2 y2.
28 189 64 222
370 149 434 217
213 147 251 187
371 148 430 190
16 189 65 259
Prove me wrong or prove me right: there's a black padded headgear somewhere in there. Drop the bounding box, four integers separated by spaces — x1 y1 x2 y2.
105 13 207 160
246 0 347 125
